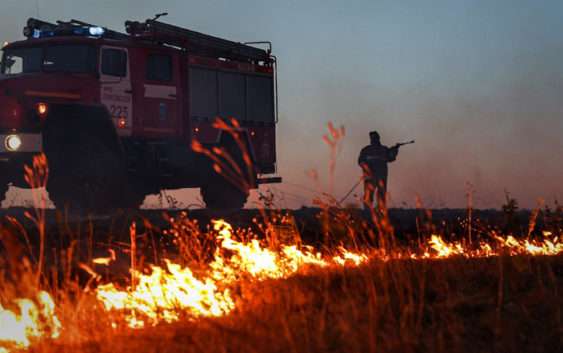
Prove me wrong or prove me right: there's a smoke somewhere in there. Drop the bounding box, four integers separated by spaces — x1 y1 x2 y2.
277 45 563 209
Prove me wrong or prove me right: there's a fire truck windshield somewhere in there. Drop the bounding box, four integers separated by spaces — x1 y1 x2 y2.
1 45 96 75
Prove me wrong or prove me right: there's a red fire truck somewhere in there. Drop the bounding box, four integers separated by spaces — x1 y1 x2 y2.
0 16 281 211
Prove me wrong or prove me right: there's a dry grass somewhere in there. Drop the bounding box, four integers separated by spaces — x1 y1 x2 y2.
24 253 561 353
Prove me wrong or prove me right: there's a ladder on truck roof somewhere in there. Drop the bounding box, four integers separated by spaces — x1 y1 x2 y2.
124 19 272 63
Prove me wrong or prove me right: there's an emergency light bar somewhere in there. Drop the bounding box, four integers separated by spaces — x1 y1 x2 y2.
27 26 105 39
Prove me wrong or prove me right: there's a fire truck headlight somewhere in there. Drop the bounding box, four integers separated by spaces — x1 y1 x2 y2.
5 134 22 152
89 27 105 36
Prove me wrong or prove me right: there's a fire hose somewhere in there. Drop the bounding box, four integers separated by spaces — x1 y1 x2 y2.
339 178 363 204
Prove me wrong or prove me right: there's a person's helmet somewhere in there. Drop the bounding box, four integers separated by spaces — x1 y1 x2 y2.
369 131 380 144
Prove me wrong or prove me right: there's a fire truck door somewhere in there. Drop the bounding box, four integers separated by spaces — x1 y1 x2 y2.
140 53 179 136
99 46 133 136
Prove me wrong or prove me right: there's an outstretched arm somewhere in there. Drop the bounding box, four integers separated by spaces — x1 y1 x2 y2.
387 145 399 162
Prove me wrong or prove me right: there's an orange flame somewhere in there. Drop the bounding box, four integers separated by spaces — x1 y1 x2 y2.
92 249 117 266
413 234 563 259
96 260 235 328
0 291 61 352
333 247 369 266
94 220 563 329
94 220 367 328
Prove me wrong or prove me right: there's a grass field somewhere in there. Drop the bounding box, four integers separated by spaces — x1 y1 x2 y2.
37 255 561 353
0 204 561 353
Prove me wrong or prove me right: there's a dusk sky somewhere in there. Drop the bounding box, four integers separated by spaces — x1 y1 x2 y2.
2 0 562 209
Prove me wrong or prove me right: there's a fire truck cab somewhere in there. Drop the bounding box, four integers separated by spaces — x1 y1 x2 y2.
0 17 281 211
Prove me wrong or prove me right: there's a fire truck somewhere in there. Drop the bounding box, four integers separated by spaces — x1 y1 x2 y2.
0 16 281 211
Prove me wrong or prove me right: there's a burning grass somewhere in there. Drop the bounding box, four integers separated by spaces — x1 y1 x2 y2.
0 209 562 353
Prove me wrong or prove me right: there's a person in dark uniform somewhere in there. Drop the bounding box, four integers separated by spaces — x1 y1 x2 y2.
358 131 399 209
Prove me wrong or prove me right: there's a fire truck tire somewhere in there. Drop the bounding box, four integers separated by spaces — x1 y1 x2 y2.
200 138 253 210
46 136 127 214
200 178 249 210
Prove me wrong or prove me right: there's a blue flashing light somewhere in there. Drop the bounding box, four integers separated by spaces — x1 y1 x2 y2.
35 30 55 38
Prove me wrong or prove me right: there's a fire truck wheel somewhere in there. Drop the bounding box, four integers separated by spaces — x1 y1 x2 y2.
46 137 127 214
200 179 249 210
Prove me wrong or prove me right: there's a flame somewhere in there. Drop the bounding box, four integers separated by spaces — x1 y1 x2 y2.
94 220 563 329
332 247 369 266
428 235 465 258
95 220 367 328
96 260 235 328
211 220 330 281
0 291 61 352
93 249 117 266
415 234 563 259
495 235 563 256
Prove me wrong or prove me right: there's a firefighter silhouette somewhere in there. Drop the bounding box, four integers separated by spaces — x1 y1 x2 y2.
357 131 399 209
